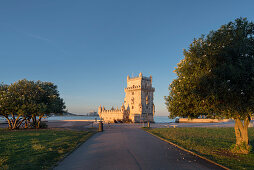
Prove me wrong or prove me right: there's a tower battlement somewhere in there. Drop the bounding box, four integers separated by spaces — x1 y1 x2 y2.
98 104 129 122
127 73 152 81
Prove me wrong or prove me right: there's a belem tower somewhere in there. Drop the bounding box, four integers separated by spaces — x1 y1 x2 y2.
98 73 155 123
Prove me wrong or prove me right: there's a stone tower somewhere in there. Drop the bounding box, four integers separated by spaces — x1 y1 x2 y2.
124 72 155 122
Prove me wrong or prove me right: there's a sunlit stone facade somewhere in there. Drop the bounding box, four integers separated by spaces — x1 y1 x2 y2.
98 73 155 123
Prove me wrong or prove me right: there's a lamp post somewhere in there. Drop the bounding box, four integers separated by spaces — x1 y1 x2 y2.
146 113 150 128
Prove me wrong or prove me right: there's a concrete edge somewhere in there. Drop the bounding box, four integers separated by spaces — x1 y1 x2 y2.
50 130 96 170
144 130 230 170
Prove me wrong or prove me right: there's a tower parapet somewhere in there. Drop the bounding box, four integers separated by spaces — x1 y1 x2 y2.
98 103 129 123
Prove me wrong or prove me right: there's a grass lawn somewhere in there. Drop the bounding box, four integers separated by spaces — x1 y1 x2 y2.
146 127 254 170
0 128 94 170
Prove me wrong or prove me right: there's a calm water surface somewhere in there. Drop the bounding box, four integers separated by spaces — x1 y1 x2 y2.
0 115 174 123
46 115 174 123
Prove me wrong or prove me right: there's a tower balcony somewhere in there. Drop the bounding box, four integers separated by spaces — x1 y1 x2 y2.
124 86 155 92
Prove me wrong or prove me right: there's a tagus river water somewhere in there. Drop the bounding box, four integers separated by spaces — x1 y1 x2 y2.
0 116 175 123
44 116 175 123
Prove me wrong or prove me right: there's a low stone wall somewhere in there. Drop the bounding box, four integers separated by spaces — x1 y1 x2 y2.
177 118 233 123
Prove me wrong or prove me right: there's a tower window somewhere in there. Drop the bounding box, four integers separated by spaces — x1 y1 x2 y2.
131 97 134 104
132 106 134 109
132 92 134 95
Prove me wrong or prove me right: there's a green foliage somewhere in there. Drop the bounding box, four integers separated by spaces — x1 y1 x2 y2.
0 84 9 118
0 79 66 129
38 121 48 129
0 129 93 169
165 18 254 119
147 127 254 169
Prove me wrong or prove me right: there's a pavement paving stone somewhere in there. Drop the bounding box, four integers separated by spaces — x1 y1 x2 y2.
55 125 225 170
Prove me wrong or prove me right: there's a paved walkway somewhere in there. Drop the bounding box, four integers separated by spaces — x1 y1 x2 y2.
55 125 224 170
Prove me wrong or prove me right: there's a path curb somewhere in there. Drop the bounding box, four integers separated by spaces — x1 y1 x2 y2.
145 130 229 170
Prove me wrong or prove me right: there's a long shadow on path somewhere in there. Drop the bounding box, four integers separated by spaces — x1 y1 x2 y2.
55 125 224 170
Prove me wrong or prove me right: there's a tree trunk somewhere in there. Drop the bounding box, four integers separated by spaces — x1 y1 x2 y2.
4 114 24 130
32 115 36 128
17 119 24 129
12 116 21 129
24 119 28 129
36 115 43 128
9 114 19 129
5 116 12 129
233 117 250 154
24 118 30 129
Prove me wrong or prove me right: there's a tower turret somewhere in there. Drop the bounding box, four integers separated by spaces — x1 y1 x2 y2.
98 105 102 114
121 103 125 111
127 104 130 111
139 72 142 77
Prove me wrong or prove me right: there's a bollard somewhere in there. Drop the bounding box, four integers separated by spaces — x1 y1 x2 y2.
147 121 150 128
98 121 103 132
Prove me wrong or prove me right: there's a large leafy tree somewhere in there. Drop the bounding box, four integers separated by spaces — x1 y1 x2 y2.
31 81 66 128
0 79 66 129
165 18 254 154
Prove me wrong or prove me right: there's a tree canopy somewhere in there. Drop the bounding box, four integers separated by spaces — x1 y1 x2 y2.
0 79 66 129
165 18 254 153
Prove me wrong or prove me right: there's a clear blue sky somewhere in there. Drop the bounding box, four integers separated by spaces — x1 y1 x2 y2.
0 0 253 115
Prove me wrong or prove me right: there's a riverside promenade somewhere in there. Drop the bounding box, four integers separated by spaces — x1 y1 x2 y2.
55 124 225 170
